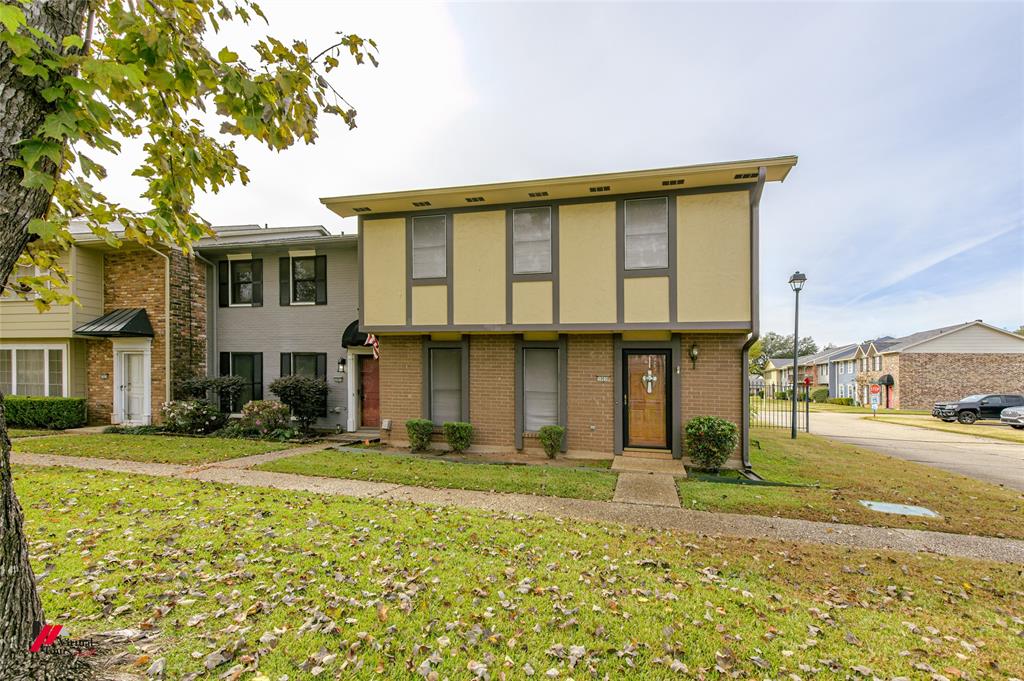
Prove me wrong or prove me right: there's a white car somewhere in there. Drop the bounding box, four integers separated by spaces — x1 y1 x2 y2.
1000 405 1024 430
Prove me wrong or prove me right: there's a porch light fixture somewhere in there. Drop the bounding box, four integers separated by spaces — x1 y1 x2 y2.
688 343 699 369
337 356 347 374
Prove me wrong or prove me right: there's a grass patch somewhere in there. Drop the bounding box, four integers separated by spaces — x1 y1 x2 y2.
258 448 617 500
870 415 1024 444
678 428 1024 539
12 433 288 464
12 466 1024 680
7 428 57 438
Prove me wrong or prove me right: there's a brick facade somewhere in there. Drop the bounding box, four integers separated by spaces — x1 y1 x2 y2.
898 353 1024 408
377 332 745 464
85 247 206 425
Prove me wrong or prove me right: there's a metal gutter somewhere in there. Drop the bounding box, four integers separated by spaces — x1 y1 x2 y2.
740 166 767 472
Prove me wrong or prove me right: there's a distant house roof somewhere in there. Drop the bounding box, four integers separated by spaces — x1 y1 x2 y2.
74 308 154 337
196 224 356 250
767 354 817 369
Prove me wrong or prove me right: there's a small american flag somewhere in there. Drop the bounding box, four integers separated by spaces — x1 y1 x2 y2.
365 333 380 359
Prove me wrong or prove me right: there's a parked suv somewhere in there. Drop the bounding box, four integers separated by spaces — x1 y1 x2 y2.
932 394 1024 424
1000 405 1024 430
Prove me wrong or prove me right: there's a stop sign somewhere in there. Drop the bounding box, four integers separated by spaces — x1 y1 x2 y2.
870 384 881 395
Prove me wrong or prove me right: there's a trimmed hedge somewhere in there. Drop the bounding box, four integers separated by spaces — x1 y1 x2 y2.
406 419 434 452
811 387 829 403
538 425 565 459
684 415 739 471
442 421 473 454
826 397 855 406
4 396 87 430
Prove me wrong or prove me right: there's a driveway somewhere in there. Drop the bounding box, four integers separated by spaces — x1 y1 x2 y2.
810 411 1024 491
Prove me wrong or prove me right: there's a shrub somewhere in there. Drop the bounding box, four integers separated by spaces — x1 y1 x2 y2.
775 390 789 401
443 421 473 454
827 397 855 406
4 396 87 429
160 400 226 435
811 387 829 403
179 375 246 412
538 425 565 459
237 400 292 437
268 375 329 432
406 419 434 452
684 416 739 472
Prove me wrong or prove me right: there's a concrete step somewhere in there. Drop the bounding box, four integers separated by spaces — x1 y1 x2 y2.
622 448 673 460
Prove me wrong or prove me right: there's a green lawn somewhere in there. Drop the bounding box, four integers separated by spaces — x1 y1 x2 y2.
13 466 1023 680
12 433 288 464
258 448 618 500
7 428 57 438
871 415 1024 444
679 428 1024 539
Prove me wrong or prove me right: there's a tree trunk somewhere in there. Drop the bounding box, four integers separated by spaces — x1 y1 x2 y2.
0 1 88 673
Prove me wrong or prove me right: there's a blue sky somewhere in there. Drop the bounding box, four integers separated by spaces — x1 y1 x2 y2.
104 1 1024 344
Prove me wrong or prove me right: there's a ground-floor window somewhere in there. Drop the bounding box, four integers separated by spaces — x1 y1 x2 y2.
220 352 263 411
280 352 327 415
523 347 559 431
428 347 462 425
0 346 64 396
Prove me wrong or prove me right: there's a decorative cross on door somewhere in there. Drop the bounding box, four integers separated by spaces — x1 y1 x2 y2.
641 368 657 394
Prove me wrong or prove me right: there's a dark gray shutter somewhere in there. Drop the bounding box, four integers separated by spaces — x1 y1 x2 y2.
279 257 290 306
253 353 263 400
218 261 228 308
315 255 327 305
280 353 292 377
219 352 231 411
317 353 327 416
251 259 263 306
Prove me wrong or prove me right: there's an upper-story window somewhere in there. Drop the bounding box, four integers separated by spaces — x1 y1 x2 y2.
513 207 552 274
839 362 845 375
624 197 668 270
412 215 447 279
873 356 881 371
218 257 263 308
231 260 255 304
1 264 46 301
281 253 327 306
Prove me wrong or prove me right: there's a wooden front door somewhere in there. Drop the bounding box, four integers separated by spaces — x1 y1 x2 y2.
359 357 380 428
623 351 670 448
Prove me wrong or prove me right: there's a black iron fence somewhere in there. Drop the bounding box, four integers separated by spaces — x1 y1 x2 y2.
749 383 809 431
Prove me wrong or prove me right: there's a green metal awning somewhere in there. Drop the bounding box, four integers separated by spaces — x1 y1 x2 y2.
74 308 154 337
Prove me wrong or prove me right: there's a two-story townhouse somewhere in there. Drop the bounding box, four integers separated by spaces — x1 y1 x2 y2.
827 344 859 401
1 223 206 425
195 224 370 431
854 321 1024 409
763 356 814 396
322 157 797 469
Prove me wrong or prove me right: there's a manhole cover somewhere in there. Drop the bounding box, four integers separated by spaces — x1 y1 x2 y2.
859 500 940 517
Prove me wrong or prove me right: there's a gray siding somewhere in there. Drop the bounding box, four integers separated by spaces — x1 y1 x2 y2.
211 243 358 428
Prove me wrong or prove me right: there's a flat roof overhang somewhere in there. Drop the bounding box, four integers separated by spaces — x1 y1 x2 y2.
320 155 798 218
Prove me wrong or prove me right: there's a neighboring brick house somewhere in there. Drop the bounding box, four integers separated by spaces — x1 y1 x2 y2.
853 321 1024 409
322 156 799 469
1 223 206 425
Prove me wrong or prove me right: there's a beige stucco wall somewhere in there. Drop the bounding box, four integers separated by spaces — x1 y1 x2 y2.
623 276 669 323
512 280 553 324
453 211 505 324
361 218 406 326
559 202 616 324
412 284 447 325
677 192 750 322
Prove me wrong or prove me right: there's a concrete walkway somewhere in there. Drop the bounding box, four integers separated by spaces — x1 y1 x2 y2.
12 450 1024 564
612 472 681 507
811 412 1024 491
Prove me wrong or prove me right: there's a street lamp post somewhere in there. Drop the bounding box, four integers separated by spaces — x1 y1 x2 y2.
788 271 807 439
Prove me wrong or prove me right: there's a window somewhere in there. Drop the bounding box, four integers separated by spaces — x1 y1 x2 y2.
839 362 845 375
624 197 668 270
280 352 327 416
292 257 317 303
428 347 462 425
848 360 854 373
1 264 46 301
279 254 327 306
513 207 552 274
873 356 881 371
412 215 447 279
0 347 64 396
220 352 262 411
219 258 263 307
523 348 559 431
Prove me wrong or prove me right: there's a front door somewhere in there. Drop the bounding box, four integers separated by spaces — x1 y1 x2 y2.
122 352 146 423
623 351 670 449
359 357 380 428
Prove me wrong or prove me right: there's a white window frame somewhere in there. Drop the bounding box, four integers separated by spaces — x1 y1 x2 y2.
839 362 845 375
227 253 254 307
288 249 318 306
0 343 68 397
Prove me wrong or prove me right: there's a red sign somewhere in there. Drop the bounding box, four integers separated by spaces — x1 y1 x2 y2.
803 377 811 385
870 384 881 395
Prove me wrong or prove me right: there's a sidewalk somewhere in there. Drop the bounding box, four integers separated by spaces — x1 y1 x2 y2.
11 450 1024 564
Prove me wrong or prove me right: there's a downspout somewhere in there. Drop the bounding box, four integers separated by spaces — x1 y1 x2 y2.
193 251 216 377
143 244 172 406
740 167 767 472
